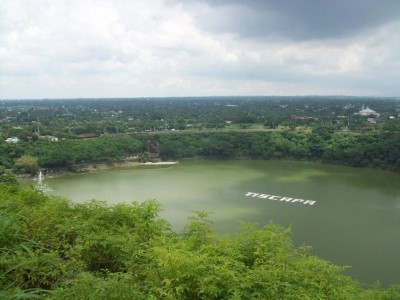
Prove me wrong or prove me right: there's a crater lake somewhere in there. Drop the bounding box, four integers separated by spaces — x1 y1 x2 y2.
47 160 400 286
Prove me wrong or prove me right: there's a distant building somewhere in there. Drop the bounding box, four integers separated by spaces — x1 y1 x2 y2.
5 137 19 143
40 135 59 142
357 105 380 117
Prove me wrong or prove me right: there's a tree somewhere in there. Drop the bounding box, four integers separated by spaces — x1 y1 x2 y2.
0 167 18 185
14 155 39 174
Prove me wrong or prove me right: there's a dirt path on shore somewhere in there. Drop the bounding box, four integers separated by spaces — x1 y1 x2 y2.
82 161 178 172
44 161 179 178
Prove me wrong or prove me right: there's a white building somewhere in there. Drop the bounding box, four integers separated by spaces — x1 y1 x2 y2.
357 105 380 117
5 137 19 143
40 135 59 142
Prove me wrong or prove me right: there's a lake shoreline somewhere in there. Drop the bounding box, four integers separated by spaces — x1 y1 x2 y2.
43 161 179 179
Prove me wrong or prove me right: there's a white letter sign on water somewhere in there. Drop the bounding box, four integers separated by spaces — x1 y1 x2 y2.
246 192 316 206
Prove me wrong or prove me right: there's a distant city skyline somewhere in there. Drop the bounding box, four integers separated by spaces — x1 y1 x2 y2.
1 0 400 99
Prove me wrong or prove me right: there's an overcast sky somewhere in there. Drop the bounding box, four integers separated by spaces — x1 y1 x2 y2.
1 0 400 99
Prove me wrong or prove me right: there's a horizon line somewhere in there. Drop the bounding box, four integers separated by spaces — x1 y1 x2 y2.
1 95 399 101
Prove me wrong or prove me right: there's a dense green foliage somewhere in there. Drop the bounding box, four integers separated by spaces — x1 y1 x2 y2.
0 167 18 185
0 135 144 171
1 129 399 173
1 97 399 136
1 184 400 299
144 131 400 172
1 97 400 173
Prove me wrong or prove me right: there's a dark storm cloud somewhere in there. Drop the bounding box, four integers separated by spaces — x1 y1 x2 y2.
187 0 400 40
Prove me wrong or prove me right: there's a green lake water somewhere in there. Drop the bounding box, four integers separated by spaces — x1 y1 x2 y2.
47 160 400 286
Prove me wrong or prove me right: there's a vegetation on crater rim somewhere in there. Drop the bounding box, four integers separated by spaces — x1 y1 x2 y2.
1 184 400 299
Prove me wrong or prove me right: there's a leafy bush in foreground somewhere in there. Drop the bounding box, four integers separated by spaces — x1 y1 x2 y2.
1 184 399 299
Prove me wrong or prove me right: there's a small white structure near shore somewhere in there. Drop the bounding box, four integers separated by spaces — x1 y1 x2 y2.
35 171 52 192
36 171 44 191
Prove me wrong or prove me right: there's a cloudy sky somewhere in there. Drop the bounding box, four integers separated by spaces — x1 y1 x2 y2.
1 0 400 99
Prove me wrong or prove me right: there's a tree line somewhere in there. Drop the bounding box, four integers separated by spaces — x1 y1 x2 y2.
145 130 400 172
2 98 400 141
1 129 399 177
0 135 144 173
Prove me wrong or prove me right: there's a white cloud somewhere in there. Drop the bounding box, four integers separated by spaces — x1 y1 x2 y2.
0 0 400 98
